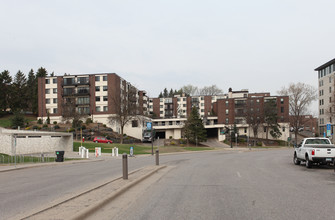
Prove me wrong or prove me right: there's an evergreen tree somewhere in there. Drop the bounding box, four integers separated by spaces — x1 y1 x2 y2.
183 106 207 144
11 111 25 128
163 88 168 98
0 70 12 112
264 99 281 139
169 88 174 97
36 67 48 77
26 69 37 113
10 70 27 112
158 92 163 98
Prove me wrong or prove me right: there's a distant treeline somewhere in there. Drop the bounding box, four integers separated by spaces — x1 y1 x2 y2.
0 67 49 114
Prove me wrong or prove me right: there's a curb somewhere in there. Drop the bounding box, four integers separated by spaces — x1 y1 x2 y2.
71 165 167 220
0 158 104 173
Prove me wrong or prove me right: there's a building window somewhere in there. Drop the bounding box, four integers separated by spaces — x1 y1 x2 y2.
45 99 50 104
225 118 229 124
282 127 285 132
53 108 58 114
96 106 101 112
103 106 108 112
77 97 89 105
280 98 284 104
53 98 57 104
53 88 57 94
95 86 100 92
103 96 108 101
103 86 108 91
95 76 100 81
132 120 138 127
264 127 266 132
330 87 332 93
226 101 229 107
226 109 229 115
183 104 186 107
96 96 100 102
244 128 247 133
53 78 57 84
45 79 50 84
45 89 50 94
103 76 107 81
330 97 332 103
330 77 332 83
281 107 284 113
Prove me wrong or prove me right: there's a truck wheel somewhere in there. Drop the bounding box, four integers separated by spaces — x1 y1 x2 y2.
95 141 98 143
305 155 312 168
293 153 300 165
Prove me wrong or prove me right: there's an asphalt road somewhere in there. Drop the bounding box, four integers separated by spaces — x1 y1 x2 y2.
2 149 335 220
0 155 158 220
92 149 335 220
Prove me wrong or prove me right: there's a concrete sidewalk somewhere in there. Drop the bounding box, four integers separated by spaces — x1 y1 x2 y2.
0 151 122 173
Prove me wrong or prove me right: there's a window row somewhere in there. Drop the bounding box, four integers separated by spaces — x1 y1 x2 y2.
95 76 108 82
45 78 57 84
45 98 58 104
45 88 57 94
95 86 108 92
95 106 108 112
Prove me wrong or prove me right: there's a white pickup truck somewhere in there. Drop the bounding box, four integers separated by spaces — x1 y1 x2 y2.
293 137 335 168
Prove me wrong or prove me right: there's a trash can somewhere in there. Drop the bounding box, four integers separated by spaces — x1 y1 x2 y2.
55 151 65 162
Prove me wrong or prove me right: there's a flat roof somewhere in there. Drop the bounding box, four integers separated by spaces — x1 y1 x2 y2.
314 58 335 71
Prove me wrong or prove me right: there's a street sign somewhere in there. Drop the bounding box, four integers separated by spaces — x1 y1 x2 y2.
327 123 331 137
146 122 152 130
130 146 134 157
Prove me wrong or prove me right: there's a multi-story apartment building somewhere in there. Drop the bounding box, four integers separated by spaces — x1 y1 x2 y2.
148 88 290 142
315 58 335 139
38 73 148 139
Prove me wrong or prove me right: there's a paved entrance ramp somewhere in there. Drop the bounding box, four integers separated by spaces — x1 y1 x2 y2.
200 138 230 148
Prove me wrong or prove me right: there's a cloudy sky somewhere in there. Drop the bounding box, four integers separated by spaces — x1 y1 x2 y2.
1 0 334 113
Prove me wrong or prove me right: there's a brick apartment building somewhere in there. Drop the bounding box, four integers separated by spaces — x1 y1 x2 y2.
37 73 149 139
38 72 289 142
148 88 290 142
315 58 335 140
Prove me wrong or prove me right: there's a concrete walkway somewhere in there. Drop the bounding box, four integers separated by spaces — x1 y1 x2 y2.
0 151 122 173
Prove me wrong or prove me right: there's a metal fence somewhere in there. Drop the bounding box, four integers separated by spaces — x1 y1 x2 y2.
0 153 55 165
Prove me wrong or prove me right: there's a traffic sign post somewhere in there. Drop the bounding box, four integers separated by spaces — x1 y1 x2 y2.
327 123 331 137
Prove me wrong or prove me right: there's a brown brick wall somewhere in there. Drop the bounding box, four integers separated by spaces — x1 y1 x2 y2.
57 76 63 116
37 77 46 118
204 96 212 116
89 75 96 115
152 98 160 118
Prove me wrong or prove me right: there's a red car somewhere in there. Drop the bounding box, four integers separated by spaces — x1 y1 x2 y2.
93 137 113 144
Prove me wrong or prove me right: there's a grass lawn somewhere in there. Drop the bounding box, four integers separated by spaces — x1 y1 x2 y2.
0 115 36 128
74 141 215 155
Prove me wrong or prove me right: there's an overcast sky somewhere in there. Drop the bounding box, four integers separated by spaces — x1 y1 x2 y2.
1 0 334 114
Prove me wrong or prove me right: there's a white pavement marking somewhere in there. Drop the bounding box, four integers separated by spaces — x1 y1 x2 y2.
237 172 241 178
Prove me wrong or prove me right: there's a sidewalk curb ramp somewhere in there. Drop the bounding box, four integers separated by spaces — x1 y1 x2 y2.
19 165 167 220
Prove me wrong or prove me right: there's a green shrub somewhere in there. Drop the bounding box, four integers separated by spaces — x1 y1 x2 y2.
103 124 107 127
37 119 42 124
169 136 173 139
67 128 75 132
43 124 48 128
256 141 262 146
81 125 86 130
54 125 60 129
86 118 92 124
170 141 175 145
11 112 25 128
53 121 57 125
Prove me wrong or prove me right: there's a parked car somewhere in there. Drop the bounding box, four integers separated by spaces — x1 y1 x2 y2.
293 137 335 168
93 137 113 144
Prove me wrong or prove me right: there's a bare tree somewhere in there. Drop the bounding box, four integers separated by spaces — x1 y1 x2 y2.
244 99 264 142
182 84 199 96
108 85 141 144
264 98 281 139
278 82 317 144
199 85 223 96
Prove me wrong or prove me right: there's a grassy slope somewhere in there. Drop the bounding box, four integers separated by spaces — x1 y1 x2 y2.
0 115 36 128
73 141 215 155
